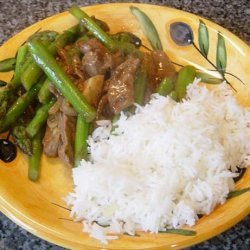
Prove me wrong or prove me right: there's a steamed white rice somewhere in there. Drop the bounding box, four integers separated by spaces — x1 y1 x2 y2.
66 80 250 244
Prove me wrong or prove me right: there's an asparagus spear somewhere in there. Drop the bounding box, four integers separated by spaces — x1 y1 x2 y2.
38 78 52 104
21 25 79 91
69 6 137 54
10 45 29 88
12 121 32 156
28 129 44 181
28 40 96 122
74 115 89 167
0 58 16 72
0 77 44 132
26 98 56 138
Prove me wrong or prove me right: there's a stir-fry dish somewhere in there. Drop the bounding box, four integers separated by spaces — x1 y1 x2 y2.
0 6 198 175
1 5 250 243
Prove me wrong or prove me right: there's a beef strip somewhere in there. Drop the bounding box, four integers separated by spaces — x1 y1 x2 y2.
43 112 61 157
58 113 76 168
107 57 140 114
78 38 124 77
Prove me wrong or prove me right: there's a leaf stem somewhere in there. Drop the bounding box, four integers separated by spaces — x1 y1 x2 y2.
192 42 236 91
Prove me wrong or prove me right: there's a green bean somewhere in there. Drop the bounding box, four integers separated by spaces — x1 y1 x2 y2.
130 6 163 50
28 129 43 182
156 77 174 96
21 25 79 91
0 58 16 72
175 66 196 101
0 78 44 133
10 45 28 88
28 40 96 122
134 66 147 105
74 115 89 167
38 78 52 103
69 6 137 54
26 98 56 138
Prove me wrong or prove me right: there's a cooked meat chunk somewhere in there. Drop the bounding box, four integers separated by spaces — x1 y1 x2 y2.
43 112 61 157
58 113 76 168
96 94 113 121
60 99 77 116
107 57 140 114
78 38 124 77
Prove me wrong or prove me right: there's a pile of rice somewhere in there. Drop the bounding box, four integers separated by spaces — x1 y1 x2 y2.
66 80 250 244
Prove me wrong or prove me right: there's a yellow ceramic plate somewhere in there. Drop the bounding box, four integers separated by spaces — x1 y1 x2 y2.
0 3 249 250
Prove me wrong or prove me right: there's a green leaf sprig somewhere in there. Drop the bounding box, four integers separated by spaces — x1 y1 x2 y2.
130 6 163 50
159 228 197 236
227 187 250 199
198 20 209 57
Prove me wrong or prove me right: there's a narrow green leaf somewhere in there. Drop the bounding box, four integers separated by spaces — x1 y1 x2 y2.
216 32 227 76
159 228 197 236
196 72 222 84
227 187 250 199
130 6 163 50
198 20 209 57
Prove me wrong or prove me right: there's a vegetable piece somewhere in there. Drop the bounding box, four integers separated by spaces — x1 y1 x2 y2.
216 32 227 76
156 77 174 96
12 122 32 156
74 115 89 167
82 75 104 107
198 20 209 57
112 32 141 48
159 229 196 236
38 78 52 104
27 30 59 42
0 78 44 133
69 5 115 51
227 187 250 199
10 45 28 88
196 72 222 84
28 40 96 122
175 65 196 101
69 6 137 54
28 129 43 181
134 65 148 105
26 98 56 138
21 25 79 91
130 6 163 50
0 58 16 72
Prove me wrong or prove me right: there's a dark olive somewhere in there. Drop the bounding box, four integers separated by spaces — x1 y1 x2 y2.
0 80 7 87
0 139 17 163
170 22 193 46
